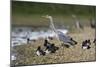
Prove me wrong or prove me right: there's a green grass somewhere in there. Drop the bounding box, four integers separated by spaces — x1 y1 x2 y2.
12 1 96 16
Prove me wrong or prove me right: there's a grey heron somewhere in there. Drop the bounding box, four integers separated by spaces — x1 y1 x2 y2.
42 15 77 46
72 14 83 29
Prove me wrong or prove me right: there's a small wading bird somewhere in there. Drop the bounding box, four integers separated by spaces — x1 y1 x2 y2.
72 14 83 29
36 46 45 56
43 39 59 54
82 39 91 49
42 15 77 47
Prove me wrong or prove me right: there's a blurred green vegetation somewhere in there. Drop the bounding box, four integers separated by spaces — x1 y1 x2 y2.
11 1 96 30
12 1 96 17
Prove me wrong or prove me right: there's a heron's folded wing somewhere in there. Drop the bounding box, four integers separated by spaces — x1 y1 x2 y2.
57 32 71 43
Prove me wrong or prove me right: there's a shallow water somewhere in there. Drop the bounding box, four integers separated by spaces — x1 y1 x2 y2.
11 26 68 47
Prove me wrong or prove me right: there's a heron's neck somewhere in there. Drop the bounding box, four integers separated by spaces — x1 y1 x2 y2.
49 17 53 25
49 17 56 32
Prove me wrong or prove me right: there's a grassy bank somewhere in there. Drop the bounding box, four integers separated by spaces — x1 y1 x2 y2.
11 27 96 66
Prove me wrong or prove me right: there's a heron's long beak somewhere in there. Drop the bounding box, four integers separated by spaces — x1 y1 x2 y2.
41 15 49 18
